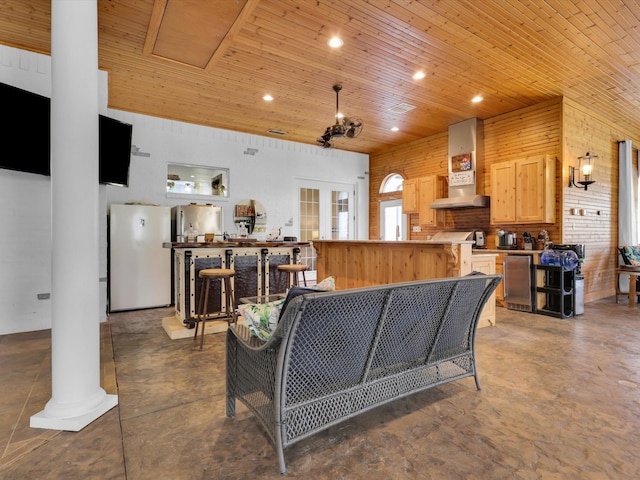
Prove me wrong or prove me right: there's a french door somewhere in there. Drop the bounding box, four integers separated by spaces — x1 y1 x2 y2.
298 180 355 273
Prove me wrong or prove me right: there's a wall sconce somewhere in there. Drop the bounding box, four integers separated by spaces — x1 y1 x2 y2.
569 152 597 190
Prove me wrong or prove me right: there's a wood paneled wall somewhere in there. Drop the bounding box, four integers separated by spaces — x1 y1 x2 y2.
370 96 640 303
370 98 563 246
483 98 563 247
562 98 640 302
369 132 448 240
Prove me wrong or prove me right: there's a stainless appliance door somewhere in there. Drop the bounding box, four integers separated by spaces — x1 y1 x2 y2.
504 254 533 311
176 205 223 240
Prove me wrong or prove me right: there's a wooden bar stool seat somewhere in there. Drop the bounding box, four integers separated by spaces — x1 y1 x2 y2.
277 264 307 291
194 268 236 350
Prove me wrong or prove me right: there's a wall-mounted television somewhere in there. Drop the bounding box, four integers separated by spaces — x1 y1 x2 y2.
0 82 51 176
99 114 132 187
0 82 133 186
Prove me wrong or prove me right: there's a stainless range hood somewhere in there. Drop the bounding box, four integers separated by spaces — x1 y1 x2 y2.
431 194 489 209
430 118 490 209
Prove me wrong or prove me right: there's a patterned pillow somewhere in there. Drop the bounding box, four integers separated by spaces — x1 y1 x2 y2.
622 246 640 266
238 298 286 341
314 275 336 291
240 276 337 341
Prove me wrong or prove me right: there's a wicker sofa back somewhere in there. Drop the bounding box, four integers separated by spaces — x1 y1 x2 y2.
226 274 502 473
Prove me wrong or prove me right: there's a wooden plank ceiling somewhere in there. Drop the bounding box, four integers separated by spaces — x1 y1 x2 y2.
2 0 640 154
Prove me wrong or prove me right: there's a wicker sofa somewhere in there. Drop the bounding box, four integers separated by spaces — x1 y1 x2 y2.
226 274 502 473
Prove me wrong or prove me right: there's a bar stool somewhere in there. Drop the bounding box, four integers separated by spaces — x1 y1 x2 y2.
194 268 236 350
277 264 307 291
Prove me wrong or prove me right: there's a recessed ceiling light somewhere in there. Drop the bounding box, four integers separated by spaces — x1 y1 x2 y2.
263 94 273 101
471 95 483 103
391 126 399 132
412 71 426 80
328 37 344 48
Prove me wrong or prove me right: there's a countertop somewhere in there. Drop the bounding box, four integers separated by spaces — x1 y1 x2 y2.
164 241 311 248
474 248 542 255
313 239 475 245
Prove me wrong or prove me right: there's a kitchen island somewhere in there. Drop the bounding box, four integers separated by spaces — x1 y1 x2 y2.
162 241 310 339
313 240 498 327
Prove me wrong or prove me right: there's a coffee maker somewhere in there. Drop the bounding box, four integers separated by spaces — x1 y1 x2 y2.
473 230 486 248
497 230 518 249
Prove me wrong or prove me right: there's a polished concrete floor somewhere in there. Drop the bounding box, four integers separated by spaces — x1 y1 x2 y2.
1 298 640 479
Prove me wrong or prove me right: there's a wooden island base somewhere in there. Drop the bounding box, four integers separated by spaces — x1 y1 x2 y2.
313 240 498 327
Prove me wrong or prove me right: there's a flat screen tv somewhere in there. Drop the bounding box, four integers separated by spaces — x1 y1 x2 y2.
0 82 133 186
99 114 132 187
0 82 51 176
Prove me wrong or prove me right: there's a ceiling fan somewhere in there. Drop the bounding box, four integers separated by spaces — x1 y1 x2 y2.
316 84 363 148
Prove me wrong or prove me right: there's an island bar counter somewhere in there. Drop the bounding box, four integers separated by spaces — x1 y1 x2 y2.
313 239 498 327
162 241 310 339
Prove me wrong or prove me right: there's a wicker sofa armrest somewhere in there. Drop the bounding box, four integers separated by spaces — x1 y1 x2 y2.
228 324 271 348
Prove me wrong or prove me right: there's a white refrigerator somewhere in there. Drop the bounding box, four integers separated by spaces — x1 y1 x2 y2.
109 204 172 311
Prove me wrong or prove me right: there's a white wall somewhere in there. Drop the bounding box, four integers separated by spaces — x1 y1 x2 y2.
0 45 369 335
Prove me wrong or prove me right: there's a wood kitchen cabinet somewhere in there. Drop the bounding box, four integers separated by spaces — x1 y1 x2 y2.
494 253 505 306
490 154 556 224
471 254 497 327
490 162 516 224
418 175 437 226
402 175 443 226
402 178 418 213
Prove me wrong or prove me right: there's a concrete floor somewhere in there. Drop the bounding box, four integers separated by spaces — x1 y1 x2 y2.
1 299 640 479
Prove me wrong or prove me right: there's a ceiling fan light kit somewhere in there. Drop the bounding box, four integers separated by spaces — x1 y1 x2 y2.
317 84 363 148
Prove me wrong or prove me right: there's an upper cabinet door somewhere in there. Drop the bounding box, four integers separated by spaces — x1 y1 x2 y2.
516 156 543 223
402 178 418 214
490 161 516 224
491 155 556 225
515 155 556 224
418 175 437 226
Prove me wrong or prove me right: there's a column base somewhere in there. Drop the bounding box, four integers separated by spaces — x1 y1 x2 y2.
30 394 118 432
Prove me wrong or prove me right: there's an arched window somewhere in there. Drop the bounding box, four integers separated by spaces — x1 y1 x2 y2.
379 173 404 194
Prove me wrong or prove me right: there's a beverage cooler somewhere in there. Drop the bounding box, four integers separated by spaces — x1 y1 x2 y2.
504 255 534 312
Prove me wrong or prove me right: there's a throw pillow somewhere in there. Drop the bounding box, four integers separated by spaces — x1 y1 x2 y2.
314 275 336 291
240 276 337 341
279 286 320 321
623 246 640 266
238 298 285 341
279 276 336 320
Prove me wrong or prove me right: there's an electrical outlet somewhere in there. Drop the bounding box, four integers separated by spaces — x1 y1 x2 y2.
412 226 422 233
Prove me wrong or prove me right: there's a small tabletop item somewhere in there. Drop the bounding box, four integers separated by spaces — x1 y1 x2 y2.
185 223 198 242
237 221 248 239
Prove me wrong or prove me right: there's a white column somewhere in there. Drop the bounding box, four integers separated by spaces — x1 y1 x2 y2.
31 0 118 431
